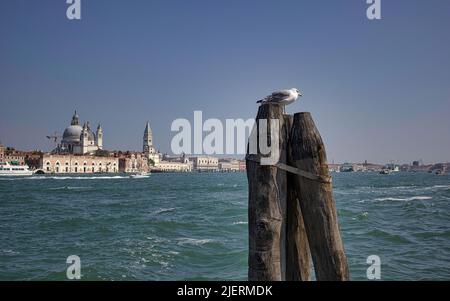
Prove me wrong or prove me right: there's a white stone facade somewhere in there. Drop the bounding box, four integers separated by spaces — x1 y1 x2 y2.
191 156 219 171
41 154 119 174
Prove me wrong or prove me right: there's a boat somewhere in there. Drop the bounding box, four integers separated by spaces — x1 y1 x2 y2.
379 169 390 175
0 161 33 176
436 167 447 176
129 171 151 178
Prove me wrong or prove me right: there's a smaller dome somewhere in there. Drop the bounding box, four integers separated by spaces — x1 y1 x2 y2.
84 130 95 141
62 125 83 143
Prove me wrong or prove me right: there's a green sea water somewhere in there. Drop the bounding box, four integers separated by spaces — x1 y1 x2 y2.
0 172 449 280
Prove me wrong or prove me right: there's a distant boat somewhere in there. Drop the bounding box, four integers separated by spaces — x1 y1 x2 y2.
340 163 354 172
379 169 390 175
436 167 447 176
130 172 151 178
0 162 33 176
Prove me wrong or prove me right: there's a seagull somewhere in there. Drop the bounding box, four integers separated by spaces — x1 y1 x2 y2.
257 88 302 112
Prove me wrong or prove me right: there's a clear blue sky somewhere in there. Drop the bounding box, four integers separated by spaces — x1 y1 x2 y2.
1 0 449 164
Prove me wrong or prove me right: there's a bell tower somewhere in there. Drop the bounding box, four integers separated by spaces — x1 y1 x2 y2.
143 121 153 153
96 124 103 149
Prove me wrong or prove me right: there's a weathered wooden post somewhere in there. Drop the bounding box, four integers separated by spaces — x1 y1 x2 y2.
290 112 349 281
285 115 312 281
246 104 288 281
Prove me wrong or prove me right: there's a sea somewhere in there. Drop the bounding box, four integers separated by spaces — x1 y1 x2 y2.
0 172 449 280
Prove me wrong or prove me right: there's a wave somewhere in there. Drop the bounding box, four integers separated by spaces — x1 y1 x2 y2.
358 195 433 203
232 221 248 225
374 196 432 202
48 186 93 191
153 208 176 215
1 249 20 255
176 238 215 246
431 185 450 189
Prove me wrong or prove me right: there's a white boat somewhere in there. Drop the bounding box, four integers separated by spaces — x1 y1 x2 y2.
0 162 33 176
129 172 151 178
436 167 447 176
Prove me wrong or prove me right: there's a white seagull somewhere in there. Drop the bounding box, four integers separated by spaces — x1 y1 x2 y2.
257 88 302 112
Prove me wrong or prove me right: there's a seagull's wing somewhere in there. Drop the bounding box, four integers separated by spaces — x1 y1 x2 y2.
269 90 291 102
257 89 292 103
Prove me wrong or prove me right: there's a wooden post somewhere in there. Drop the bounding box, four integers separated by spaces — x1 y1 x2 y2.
290 112 349 281
285 115 312 281
246 104 287 281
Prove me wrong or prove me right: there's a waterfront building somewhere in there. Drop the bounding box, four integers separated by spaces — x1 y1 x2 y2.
328 164 341 172
238 160 246 171
218 159 240 172
24 152 43 170
0 147 26 165
118 152 149 173
154 160 191 172
40 154 119 174
143 121 161 165
55 111 103 155
0 143 4 162
154 153 191 172
29 110 119 174
191 156 219 171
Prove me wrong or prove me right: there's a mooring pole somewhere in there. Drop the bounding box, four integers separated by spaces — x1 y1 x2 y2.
285 114 312 281
246 104 287 281
290 112 349 281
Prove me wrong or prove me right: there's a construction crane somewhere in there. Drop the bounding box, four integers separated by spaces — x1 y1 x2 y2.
46 131 62 149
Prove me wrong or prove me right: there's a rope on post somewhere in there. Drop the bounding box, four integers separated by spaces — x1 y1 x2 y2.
246 157 332 184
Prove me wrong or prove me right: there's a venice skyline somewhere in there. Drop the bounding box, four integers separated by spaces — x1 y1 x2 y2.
1 0 450 164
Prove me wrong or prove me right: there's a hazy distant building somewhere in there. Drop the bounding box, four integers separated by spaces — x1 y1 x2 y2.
0 143 5 162
155 160 191 172
238 160 246 171
154 153 191 172
191 156 219 171
143 121 161 165
218 159 240 171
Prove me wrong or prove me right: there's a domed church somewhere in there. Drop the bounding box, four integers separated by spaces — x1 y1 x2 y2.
56 111 103 155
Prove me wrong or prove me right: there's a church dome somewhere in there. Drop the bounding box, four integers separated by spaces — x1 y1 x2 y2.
62 125 83 143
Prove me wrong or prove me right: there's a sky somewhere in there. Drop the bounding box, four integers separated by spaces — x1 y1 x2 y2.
0 0 449 164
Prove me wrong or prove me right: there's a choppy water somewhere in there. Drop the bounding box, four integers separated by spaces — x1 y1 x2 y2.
0 172 449 280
